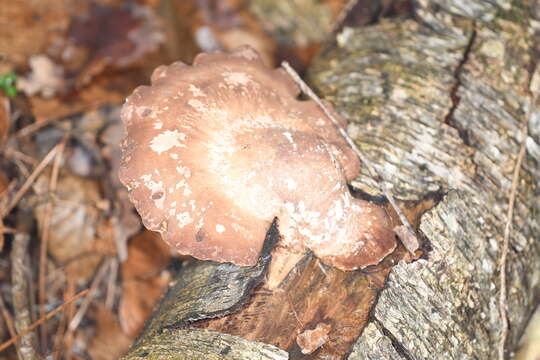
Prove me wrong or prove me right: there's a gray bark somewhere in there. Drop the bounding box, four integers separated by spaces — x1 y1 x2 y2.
124 0 540 358
308 0 540 358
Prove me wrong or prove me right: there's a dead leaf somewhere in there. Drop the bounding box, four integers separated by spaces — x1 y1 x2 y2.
69 2 164 87
100 117 142 261
119 230 171 336
87 305 133 360
196 0 276 66
28 74 127 122
33 172 112 281
0 95 9 146
0 0 70 67
0 171 10 252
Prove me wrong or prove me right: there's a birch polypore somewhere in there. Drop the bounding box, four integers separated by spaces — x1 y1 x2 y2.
119 46 396 270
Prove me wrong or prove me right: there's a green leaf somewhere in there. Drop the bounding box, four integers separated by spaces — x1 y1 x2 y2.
0 73 17 98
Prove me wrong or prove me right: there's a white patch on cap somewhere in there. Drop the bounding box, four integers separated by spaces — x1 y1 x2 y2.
223 72 251 87
176 212 193 228
150 130 187 154
285 178 297 190
176 166 192 178
216 224 226 233
189 84 205 97
188 99 207 112
283 132 297 150
153 120 163 129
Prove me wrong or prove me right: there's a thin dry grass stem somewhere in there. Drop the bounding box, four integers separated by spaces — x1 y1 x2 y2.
68 259 111 332
4 148 39 166
0 226 16 234
62 278 77 360
11 225 38 360
330 0 359 33
15 117 58 139
0 293 22 358
0 141 63 218
498 67 539 360
38 135 67 351
281 62 419 250
0 289 89 353
52 279 74 360
105 258 119 310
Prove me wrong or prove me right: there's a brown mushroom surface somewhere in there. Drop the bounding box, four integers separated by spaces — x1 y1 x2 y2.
119 46 396 270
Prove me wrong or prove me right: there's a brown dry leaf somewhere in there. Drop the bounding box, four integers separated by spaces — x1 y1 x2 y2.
0 171 10 252
28 75 127 122
87 305 133 360
0 95 8 146
33 172 113 281
100 119 142 260
119 230 171 336
157 0 200 63
196 0 276 66
68 2 164 87
0 0 70 67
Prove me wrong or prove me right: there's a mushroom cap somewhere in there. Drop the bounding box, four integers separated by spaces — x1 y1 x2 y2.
119 46 395 269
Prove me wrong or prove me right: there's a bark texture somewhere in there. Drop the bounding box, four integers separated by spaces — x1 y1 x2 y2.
308 0 540 358
123 0 540 358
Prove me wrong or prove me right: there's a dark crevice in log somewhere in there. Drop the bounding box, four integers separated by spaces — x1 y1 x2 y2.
373 318 414 360
443 24 477 146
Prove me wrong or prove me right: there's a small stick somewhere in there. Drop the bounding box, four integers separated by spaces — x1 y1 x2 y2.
330 0 359 34
3 148 39 166
105 258 119 310
68 260 111 332
0 141 64 218
38 135 67 350
15 117 58 139
62 278 76 360
0 293 22 358
0 289 89 353
11 218 38 360
497 67 538 360
281 61 418 249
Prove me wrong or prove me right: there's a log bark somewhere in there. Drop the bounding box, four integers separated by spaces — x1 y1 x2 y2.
309 0 540 358
123 0 540 359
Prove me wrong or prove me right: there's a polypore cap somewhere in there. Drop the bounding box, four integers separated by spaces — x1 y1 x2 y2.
119 45 395 270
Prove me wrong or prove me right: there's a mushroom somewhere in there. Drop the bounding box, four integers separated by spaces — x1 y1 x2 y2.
119 46 396 271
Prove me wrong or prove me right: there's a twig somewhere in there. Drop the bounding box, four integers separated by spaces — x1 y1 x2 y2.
11 221 38 360
0 142 64 218
0 293 22 358
498 66 539 360
0 289 89 353
68 259 111 332
330 0 359 34
281 61 418 249
105 258 119 310
61 278 76 360
38 136 67 350
15 117 58 139
3 148 39 166
52 279 74 360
